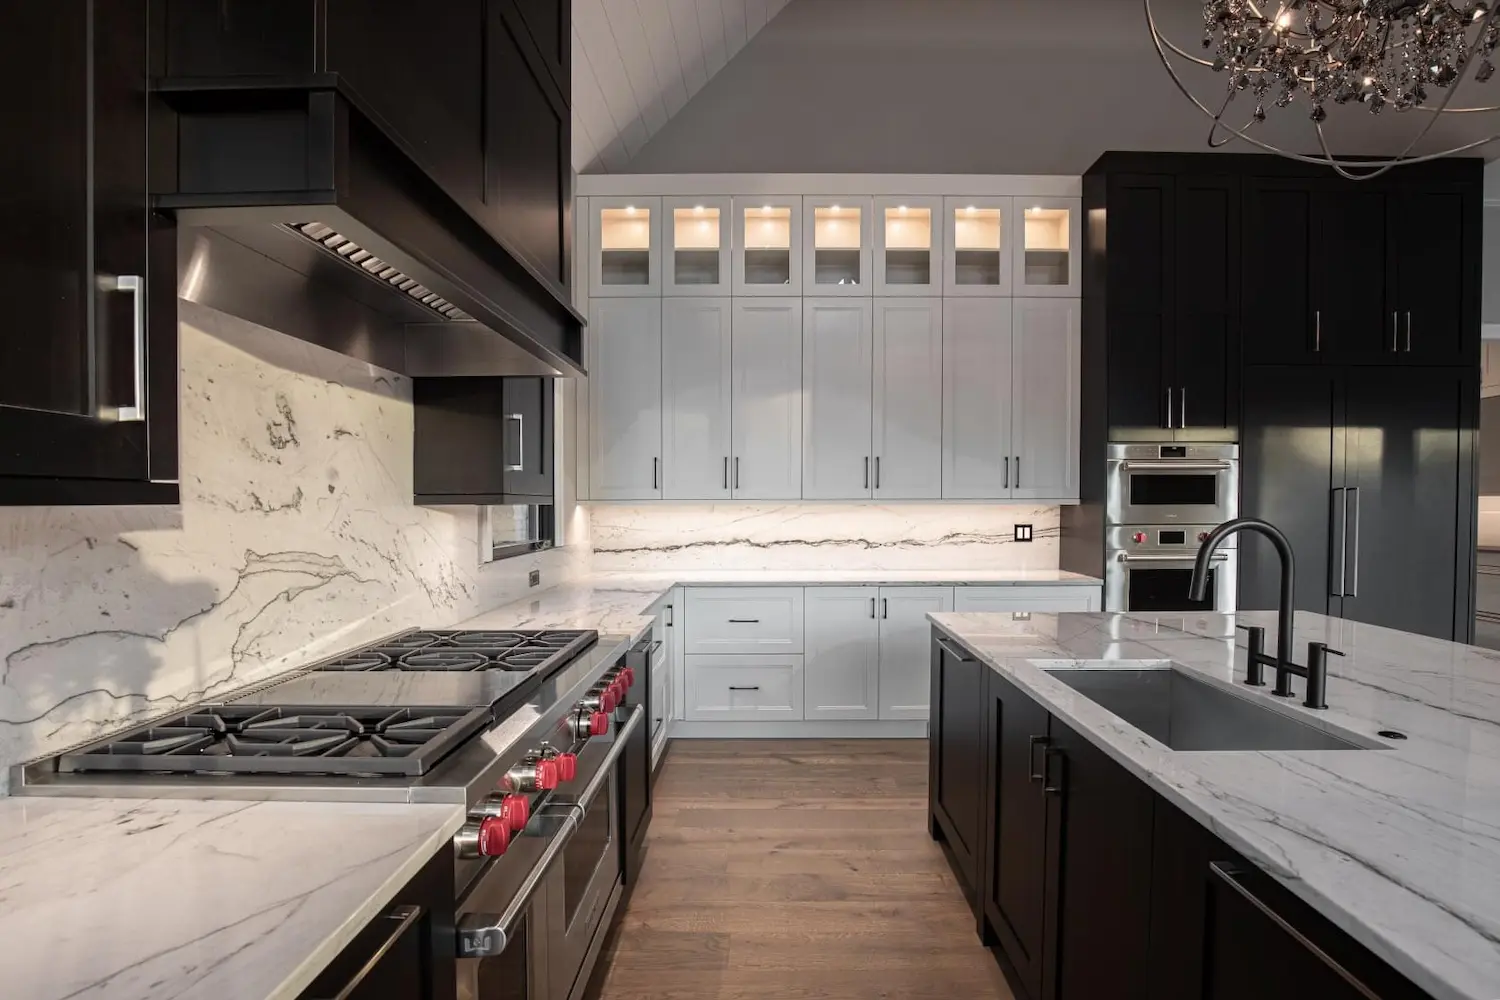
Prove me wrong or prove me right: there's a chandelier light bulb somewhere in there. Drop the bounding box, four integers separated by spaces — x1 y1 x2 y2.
1146 0 1500 179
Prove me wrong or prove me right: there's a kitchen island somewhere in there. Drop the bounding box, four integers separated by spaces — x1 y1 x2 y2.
928 609 1500 1000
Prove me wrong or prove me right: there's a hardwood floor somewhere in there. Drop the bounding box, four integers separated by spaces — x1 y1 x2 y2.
591 740 1015 1000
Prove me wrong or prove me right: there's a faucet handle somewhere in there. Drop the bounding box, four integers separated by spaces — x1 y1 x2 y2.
1235 623 1267 687
1308 641 1344 657
1235 623 1264 635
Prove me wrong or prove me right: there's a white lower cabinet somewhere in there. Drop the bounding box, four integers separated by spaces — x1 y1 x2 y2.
878 586 954 719
803 588 881 720
685 654 805 721
676 583 1097 734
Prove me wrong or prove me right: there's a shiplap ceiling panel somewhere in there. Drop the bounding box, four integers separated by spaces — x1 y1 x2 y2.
572 0 792 173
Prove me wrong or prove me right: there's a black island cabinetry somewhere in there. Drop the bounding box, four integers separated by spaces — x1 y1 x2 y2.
929 631 1437 1000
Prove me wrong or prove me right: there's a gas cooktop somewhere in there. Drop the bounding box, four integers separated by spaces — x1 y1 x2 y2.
315 629 597 674
54 705 493 776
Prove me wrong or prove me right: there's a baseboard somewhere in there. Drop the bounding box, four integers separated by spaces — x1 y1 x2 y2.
669 720 929 739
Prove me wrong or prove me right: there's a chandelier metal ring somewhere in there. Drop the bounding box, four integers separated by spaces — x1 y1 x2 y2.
1145 0 1500 178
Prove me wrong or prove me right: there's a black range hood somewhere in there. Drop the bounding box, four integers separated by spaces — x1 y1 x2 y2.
152 2 584 377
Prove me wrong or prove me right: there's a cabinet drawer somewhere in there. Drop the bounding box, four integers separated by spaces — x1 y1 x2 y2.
953 585 1100 613
684 587 804 653
685 655 804 721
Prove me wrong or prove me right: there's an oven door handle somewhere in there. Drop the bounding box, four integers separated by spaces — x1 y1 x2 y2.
456 811 580 959
1115 552 1231 564
1116 461 1234 472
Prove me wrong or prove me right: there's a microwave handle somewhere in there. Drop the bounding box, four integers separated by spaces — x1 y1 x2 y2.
1116 461 1233 472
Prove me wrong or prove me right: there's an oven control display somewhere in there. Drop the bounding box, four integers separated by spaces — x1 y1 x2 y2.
1158 530 1186 546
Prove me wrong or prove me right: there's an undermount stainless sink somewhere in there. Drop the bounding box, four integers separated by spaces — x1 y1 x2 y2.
1043 667 1380 751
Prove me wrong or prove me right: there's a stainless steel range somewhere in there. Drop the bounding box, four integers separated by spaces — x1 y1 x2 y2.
13 626 655 1000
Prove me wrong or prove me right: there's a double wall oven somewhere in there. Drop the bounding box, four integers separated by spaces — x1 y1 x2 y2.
1104 443 1239 614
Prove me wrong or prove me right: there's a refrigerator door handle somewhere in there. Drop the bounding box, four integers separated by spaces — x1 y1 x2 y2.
1346 487 1360 598
1330 487 1346 597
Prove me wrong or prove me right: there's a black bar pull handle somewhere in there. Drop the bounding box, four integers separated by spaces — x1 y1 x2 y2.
1042 747 1066 795
1028 735 1050 782
727 685 761 691
727 618 760 624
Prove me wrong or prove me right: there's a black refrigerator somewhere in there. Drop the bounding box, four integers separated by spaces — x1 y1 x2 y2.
1239 365 1477 642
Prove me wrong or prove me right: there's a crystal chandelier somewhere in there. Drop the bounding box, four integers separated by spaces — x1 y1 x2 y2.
1146 0 1500 178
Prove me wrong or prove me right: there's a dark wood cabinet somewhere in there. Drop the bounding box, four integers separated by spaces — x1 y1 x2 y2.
1387 188 1472 366
928 633 987 907
980 669 1054 1000
413 376 555 504
1085 160 1238 441
1240 365 1475 641
0 0 178 504
298 848 455 1000
1242 179 1315 365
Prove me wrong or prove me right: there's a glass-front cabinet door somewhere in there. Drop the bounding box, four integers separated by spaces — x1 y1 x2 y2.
944 197 1012 296
663 196 730 295
874 196 941 296
802 196 871 296
1014 196 1081 296
733 198 802 296
589 196 661 297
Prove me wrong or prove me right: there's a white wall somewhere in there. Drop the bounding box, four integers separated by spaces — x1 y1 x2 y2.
589 503 1058 571
0 303 589 790
621 0 1500 176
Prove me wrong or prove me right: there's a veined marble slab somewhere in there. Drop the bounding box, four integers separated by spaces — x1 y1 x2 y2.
0 797 464 1000
929 609 1500 1000
589 503 1062 572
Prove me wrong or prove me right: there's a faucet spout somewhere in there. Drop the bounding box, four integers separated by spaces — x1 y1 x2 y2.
1190 517 1296 670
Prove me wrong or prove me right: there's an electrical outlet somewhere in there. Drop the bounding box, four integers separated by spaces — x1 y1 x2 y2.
528 569 541 588
1014 524 1033 542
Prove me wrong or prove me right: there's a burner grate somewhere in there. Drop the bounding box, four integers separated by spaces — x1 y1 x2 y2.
57 705 492 776
315 629 598 674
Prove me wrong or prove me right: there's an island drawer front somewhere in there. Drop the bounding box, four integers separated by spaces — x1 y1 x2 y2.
953 585 1101 613
685 654 804 721
684 587 805 654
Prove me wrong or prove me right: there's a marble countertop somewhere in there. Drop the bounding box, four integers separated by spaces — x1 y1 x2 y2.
451 569 1102 635
928 609 1500 1000
0 796 464 1000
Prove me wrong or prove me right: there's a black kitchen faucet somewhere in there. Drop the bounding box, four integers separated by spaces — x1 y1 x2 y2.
1189 517 1340 710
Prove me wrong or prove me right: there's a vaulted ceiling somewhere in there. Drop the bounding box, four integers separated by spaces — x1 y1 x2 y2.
571 0 793 173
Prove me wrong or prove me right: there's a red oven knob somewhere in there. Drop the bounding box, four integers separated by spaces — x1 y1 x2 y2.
600 688 619 713
478 816 511 856
589 710 609 736
1132 531 1147 544
555 752 578 782
622 666 636 688
535 758 560 790
501 794 530 831
1198 531 1209 542
610 678 626 703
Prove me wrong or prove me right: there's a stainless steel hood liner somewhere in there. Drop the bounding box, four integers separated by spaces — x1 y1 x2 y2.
156 85 584 377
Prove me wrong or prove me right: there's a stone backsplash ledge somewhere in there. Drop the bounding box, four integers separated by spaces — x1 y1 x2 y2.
0 303 587 791
588 504 1060 572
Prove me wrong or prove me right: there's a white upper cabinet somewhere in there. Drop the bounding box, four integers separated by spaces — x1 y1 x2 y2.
663 197 732 295
873 298 943 500
942 298 1014 499
802 298 874 499
734 198 803 296
944 197 1014 297
803 196 872 296
878 586 953 720
731 299 803 500
803 587 881 721
1014 197 1081 297
589 298 663 499
590 197 661 297
662 297 732 500
1011 298 1080 501
874 197 942 296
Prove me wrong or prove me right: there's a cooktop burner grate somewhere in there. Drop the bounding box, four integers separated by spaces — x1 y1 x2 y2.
314 629 598 674
55 705 492 776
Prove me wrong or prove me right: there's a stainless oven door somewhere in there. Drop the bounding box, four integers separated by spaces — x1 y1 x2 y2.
1106 458 1238 524
1106 551 1236 613
550 704 643 1000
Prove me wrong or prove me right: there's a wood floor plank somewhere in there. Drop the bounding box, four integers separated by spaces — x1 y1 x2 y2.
590 740 1014 1000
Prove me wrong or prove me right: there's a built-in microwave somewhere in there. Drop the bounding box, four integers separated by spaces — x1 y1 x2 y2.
1105 443 1238 525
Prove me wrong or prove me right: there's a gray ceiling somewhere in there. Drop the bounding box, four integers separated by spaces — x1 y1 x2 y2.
606 0 1500 175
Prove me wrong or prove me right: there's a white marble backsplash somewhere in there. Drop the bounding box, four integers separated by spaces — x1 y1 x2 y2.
0 303 587 791
588 504 1060 572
